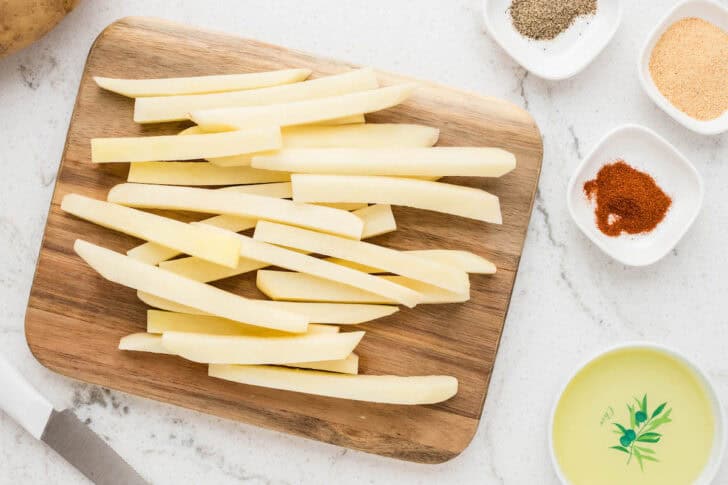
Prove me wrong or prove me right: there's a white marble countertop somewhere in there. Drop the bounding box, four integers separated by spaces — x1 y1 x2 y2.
1 0 727 483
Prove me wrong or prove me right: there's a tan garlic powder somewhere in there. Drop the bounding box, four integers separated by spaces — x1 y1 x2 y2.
649 18 728 121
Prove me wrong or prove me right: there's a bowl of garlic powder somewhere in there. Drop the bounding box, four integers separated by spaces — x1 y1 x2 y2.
639 0 728 135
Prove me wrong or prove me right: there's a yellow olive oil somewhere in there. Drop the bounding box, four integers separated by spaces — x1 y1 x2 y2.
552 347 715 485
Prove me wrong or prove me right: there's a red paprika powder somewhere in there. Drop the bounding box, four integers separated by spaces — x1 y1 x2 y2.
583 161 672 237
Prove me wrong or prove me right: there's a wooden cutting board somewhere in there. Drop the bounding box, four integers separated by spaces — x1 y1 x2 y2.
25 17 543 463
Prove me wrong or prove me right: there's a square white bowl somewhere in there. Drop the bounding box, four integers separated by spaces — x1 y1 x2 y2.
638 0 728 135
482 0 622 80
567 124 703 266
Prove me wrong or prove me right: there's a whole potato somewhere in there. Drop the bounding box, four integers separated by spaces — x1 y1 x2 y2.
0 0 79 58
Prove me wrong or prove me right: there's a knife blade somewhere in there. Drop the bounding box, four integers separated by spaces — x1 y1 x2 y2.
42 409 147 485
0 355 146 484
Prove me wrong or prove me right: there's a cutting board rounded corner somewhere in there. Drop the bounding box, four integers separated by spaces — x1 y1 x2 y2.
24 316 53 371
432 419 482 464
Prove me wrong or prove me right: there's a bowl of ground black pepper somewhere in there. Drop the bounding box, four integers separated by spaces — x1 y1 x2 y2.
482 0 622 80
639 0 728 134
567 125 703 266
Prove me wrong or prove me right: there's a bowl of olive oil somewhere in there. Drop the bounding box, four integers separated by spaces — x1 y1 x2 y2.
549 343 725 485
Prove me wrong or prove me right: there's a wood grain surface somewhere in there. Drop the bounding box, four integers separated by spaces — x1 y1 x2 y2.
24 17 543 463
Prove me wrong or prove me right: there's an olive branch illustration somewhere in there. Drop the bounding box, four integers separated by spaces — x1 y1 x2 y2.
610 394 672 471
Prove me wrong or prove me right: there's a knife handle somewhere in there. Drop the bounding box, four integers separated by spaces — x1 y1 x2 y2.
0 355 54 439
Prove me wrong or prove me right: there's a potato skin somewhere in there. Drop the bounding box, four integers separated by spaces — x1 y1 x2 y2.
0 0 79 58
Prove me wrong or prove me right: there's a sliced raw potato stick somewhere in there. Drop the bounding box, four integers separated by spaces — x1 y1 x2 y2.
318 202 368 211
191 84 415 131
161 331 364 365
158 204 396 283
129 241 218 268
252 147 516 177
159 253 268 282
357 204 396 238
147 311 337 337
119 333 170 354
210 124 439 167
264 302 398 325
61 194 241 268
138 292 398 325
190 232 422 307
209 365 458 405
257 271 468 304
188 115 367 135
127 183 292 264
94 68 311 97
407 250 496 274
134 68 378 123
281 124 439 148
178 126 208 135
107 184 363 239
328 249 496 275
314 115 365 126
218 182 293 197
127 158 360 205
121 333 358 374
288 354 359 375
92 127 281 163
254 221 469 293
127 162 290 186
74 240 308 333
138 292 217 315
292 174 502 224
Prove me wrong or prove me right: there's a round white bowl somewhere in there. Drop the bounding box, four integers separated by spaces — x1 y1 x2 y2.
549 342 726 485
638 0 728 135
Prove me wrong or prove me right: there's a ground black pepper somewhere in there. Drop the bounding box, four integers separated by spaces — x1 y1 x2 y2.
509 0 598 41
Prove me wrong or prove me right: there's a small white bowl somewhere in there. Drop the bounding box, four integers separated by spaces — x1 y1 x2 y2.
566 124 703 266
638 0 728 135
482 0 622 80
549 342 726 485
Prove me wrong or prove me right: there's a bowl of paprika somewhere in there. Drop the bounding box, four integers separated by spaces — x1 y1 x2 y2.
566 124 703 266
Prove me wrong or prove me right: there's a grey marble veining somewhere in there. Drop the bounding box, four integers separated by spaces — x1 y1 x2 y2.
1 1 727 483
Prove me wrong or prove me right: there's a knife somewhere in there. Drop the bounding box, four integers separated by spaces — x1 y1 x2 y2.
0 355 147 485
